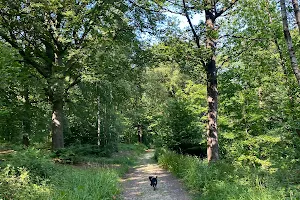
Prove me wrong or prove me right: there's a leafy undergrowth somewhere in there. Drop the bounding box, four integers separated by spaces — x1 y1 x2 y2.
0 143 146 200
156 149 300 200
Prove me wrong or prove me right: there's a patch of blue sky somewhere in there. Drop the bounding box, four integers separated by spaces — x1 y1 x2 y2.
137 11 204 45
164 11 204 29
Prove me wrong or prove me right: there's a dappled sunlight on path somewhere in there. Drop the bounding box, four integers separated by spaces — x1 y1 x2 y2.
121 150 191 200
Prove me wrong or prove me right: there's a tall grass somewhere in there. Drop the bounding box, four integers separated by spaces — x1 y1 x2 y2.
0 143 146 200
50 167 119 200
157 149 298 200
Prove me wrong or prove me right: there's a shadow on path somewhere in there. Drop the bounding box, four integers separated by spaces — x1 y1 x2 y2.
121 149 191 200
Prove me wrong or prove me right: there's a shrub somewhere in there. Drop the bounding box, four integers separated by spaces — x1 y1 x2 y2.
3 148 55 180
0 165 50 200
53 144 120 164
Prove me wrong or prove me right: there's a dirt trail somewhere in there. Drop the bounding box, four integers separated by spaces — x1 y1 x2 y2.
121 150 191 200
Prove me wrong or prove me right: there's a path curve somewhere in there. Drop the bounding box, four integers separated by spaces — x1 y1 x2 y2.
121 149 191 200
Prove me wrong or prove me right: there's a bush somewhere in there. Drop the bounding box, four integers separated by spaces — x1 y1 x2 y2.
53 144 119 164
0 165 50 200
2 148 55 180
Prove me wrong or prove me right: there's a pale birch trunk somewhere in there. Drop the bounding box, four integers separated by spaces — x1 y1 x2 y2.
280 0 300 86
292 0 300 34
97 96 101 146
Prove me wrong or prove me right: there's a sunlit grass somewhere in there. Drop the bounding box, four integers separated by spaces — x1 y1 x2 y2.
50 167 120 200
157 149 298 200
0 143 146 200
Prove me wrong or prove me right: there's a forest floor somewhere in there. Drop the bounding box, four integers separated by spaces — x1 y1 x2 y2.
120 149 191 200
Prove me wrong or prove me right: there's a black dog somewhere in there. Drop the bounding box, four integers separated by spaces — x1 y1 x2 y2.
149 176 158 190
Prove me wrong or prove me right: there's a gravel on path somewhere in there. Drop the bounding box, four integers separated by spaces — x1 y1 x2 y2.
121 149 191 200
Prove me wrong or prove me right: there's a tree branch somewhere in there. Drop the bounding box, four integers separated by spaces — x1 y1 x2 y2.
0 31 48 78
77 24 94 46
215 0 239 19
182 0 206 68
182 0 200 48
65 75 81 92
219 49 245 67
129 0 184 15
221 34 271 42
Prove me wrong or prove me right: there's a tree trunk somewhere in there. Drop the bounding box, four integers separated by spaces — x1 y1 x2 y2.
265 0 297 122
109 88 112 142
104 100 107 145
205 9 219 162
265 0 288 76
51 52 65 150
182 0 239 162
280 0 300 86
51 98 64 150
22 87 31 147
97 96 101 146
292 0 300 34
138 124 143 143
206 59 219 161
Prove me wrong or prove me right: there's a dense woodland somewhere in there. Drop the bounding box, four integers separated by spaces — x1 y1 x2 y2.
0 0 300 199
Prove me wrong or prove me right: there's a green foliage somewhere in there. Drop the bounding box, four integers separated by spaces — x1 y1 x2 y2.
218 44 300 168
0 43 49 143
77 143 147 176
160 98 200 151
157 149 298 200
0 0 146 149
0 165 50 200
0 143 145 200
53 144 119 164
141 52 207 153
50 168 120 200
0 162 120 200
2 148 55 180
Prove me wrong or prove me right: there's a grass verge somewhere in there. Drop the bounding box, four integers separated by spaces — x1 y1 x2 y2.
0 143 146 200
156 149 299 200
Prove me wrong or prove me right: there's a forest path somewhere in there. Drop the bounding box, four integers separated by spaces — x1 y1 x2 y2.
120 149 191 200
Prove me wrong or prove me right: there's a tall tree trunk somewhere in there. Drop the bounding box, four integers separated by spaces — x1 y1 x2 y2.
280 0 300 86
292 0 300 34
109 88 112 142
97 96 101 146
104 99 107 145
51 97 64 150
137 124 143 143
265 0 288 76
182 0 239 162
51 53 65 150
266 0 296 121
23 87 30 147
205 9 219 162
